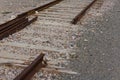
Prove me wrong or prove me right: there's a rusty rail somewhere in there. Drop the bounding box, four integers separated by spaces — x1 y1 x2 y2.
71 0 97 24
14 53 47 80
0 0 63 40
0 0 63 79
0 18 28 39
18 0 63 17
0 17 28 34
0 16 26 30
0 17 37 40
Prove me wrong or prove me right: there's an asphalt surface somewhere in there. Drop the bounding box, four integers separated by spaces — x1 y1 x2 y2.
59 0 120 80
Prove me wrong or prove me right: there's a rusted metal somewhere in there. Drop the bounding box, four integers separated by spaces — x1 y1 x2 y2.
0 16 26 30
14 53 47 80
0 17 37 40
18 0 63 17
0 18 27 39
11 16 37 34
0 0 63 40
0 18 27 33
71 0 97 24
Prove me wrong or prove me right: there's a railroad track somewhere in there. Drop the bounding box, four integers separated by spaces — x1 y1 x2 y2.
0 0 99 80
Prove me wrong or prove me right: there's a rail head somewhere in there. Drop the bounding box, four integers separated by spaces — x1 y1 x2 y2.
17 0 63 17
14 53 47 80
71 0 97 24
0 0 63 40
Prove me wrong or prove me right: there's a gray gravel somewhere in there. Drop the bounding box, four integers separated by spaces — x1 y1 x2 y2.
59 0 120 80
0 0 120 80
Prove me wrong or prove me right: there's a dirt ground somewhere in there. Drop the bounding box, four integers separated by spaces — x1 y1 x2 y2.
0 0 119 80
59 0 120 80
